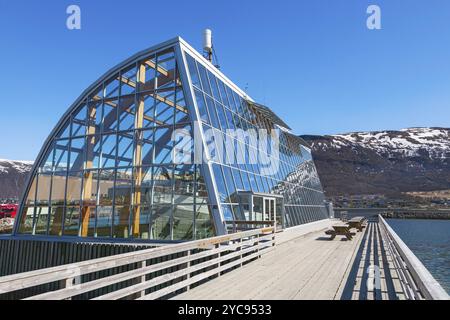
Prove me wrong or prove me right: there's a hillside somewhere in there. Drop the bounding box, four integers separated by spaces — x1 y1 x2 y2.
301 127 450 197
0 160 33 199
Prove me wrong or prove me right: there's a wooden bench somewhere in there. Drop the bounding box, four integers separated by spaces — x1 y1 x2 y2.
347 217 366 232
325 225 355 240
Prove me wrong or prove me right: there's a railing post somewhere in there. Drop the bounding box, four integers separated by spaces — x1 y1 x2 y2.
186 250 191 292
257 232 261 258
240 236 243 267
216 243 221 278
61 277 74 300
138 260 147 298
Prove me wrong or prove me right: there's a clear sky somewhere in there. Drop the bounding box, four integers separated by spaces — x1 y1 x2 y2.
1 0 450 160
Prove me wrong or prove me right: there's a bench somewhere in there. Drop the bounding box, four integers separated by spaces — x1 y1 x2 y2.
347 216 367 232
325 224 355 240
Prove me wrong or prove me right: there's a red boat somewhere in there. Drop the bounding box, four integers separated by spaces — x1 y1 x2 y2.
0 204 18 219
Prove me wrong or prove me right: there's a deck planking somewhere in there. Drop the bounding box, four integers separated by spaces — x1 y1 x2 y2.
174 221 369 300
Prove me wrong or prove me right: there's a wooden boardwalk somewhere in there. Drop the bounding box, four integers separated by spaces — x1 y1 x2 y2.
174 220 405 300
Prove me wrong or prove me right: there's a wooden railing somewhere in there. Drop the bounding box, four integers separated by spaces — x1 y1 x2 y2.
0 227 275 300
226 220 275 233
378 215 449 300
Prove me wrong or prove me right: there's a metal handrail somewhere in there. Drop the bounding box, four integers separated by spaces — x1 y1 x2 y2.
0 226 275 300
378 215 449 300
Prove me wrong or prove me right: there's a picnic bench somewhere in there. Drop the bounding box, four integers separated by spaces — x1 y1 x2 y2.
347 216 366 232
325 224 355 240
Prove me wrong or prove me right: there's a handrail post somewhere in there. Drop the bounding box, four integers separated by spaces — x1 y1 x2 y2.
216 243 221 278
62 277 74 300
138 260 147 298
186 250 191 292
239 236 243 267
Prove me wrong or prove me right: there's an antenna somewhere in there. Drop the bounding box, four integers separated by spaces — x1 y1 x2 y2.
203 29 220 69
203 29 213 63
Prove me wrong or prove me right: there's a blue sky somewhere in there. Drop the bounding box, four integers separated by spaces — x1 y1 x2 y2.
1 0 450 160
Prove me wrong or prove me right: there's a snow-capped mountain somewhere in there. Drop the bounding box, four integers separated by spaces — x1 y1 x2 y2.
301 128 450 197
314 128 450 160
0 160 33 199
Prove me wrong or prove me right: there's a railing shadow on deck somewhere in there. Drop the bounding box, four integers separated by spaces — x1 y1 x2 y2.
340 218 399 300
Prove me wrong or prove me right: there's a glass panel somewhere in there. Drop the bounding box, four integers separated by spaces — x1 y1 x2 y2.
87 99 102 131
113 206 131 238
64 206 80 236
118 97 136 131
134 205 150 239
66 171 82 206
141 55 157 92
253 197 263 221
54 139 69 172
186 54 201 88
155 99 174 125
154 127 174 164
83 206 97 237
173 165 195 204
56 120 71 139
51 173 66 206
102 99 118 132
156 50 176 90
208 72 221 103
194 89 209 124
98 170 115 206
49 206 64 236
218 80 229 107
72 104 87 137
142 95 156 128
212 164 228 202
197 63 212 96
100 135 117 168
140 129 154 166
150 205 171 240
205 95 219 128
115 168 133 206
222 166 236 201
221 205 234 221
34 206 50 235
215 103 228 130
69 138 85 171
85 135 101 169
195 204 214 239
18 207 34 234
96 206 113 237
173 205 194 240
140 167 153 207
120 64 137 96
153 166 173 204
105 73 120 98
117 133 134 167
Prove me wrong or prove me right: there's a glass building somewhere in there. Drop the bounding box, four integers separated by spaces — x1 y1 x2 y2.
14 37 329 242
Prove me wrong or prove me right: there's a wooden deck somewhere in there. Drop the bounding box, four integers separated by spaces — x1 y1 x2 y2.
174 220 406 300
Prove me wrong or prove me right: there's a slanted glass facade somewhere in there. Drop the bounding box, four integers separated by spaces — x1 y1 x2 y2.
185 54 328 228
15 37 328 242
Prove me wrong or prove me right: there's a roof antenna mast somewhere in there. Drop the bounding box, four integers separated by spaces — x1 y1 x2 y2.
203 29 220 69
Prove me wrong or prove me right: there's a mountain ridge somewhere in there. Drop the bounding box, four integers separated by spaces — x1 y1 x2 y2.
301 127 450 197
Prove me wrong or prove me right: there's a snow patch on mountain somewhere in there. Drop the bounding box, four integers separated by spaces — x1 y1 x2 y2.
0 160 34 174
310 128 450 160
